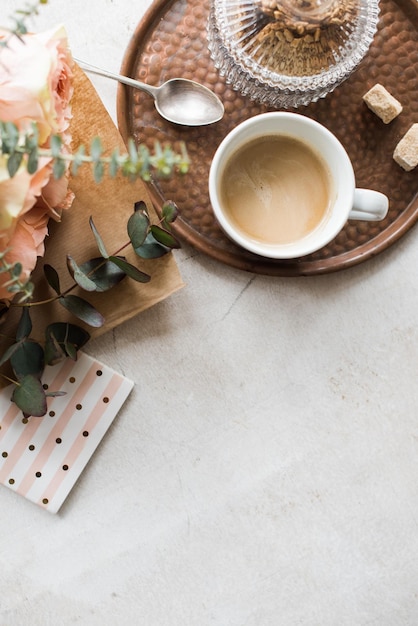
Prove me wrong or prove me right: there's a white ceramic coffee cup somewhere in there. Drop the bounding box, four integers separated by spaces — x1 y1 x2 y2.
208 112 389 259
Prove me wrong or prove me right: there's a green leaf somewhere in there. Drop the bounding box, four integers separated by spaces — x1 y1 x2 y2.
0 342 20 368
26 148 39 174
64 340 77 360
3 122 19 153
44 329 66 366
7 151 23 177
7 285 22 294
109 149 120 177
137 146 151 181
178 141 190 174
66 255 97 292
134 232 170 259
90 137 102 161
11 262 22 278
59 295 105 327
45 390 67 398
150 225 181 249
79 257 126 292
16 281 34 303
44 264 61 295
10 340 44 380
50 134 62 158
12 375 47 417
0 121 19 154
53 158 66 179
45 322 90 365
127 137 138 164
134 200 147 213
93 160 104 183
109 256 151 283
89 217 109 259
16 307 32 340
71 145 85 177
162 201 179 224
127 209 150 249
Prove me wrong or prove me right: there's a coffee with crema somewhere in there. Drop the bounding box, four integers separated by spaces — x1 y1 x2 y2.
219 134 333 245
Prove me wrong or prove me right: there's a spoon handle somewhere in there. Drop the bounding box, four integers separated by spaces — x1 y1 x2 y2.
73 58 158 98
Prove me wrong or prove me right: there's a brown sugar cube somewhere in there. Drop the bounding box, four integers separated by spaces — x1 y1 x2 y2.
393 124 418 172
363 84 403 124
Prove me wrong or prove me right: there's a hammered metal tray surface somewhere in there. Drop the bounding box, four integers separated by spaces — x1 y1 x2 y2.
117 0 418 276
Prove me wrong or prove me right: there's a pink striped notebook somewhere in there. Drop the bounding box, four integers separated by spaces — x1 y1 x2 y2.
0 352 133 513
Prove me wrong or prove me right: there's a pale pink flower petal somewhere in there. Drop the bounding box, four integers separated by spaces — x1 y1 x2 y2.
0 25 74 301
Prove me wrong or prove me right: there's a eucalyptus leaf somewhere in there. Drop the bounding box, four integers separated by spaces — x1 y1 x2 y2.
109 149 120 177
134 200 147 213
7 151 23 177
11 262 22 278
79 257 126 292
64 340 77 360
16 307 32 340
150 225 181 249
89 217 109 259
128 137 138 164
71 145 85 177
0 341 20 368
90 136 102 161
45 323 90 365
11 262 23 278
162 201 179 224
44 264 61 295
44 329 66 366
12 375 47 417
134 233 170 259
53 158 66 180
109 256 151 283
3 121 19 153
7 284 22 294
10 340 44 380
67 255 98 292
45 390 67 398
27 148 39 174
93 160 104 183
127 209 150 249
50 133 62 158
59 295 105 327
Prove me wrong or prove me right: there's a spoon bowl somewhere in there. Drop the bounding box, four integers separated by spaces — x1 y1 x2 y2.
75 59 224 126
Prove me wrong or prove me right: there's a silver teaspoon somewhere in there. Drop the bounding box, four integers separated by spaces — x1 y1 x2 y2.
75 58 224 126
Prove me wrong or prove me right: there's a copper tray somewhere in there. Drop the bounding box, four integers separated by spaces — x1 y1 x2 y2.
117 0 418 276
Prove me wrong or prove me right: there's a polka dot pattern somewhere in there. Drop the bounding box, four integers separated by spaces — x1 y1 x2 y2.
0 353 133 514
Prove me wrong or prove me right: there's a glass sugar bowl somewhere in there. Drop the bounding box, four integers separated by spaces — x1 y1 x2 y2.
207 0 380 108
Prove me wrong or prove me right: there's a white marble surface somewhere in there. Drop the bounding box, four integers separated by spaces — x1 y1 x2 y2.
1 1 418 624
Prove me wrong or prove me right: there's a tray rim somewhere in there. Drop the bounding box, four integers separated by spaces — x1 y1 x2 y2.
117 0 418 276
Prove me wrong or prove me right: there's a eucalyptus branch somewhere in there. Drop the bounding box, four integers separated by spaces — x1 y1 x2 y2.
0 121 190 182
2 199 180 307
11 240 133 309
0 252 34 301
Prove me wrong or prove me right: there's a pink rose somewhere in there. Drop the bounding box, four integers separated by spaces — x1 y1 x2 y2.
0 207 50 301
0 25 74 301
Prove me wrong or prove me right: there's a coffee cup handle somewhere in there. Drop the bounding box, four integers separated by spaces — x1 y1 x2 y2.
349 189 389 221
